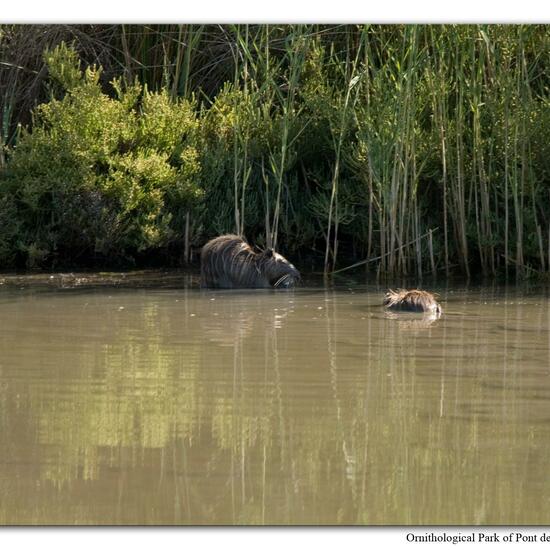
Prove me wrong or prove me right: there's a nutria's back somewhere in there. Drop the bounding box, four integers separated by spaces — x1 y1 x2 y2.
200 234 300 289
383 289 442 315
200 235 255 288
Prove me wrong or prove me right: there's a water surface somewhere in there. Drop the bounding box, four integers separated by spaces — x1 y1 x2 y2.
0 271 549 525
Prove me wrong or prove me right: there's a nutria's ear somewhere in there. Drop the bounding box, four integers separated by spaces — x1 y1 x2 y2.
263 248 274 258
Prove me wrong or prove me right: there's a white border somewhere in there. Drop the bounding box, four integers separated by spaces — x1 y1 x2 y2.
2 527 548 550
0 0 549 23
0 4 548 549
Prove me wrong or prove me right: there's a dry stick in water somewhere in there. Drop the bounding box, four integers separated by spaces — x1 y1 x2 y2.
331 228 438 275
184 211 190 264
428 229 436 276
500 254 540 274
536 225 545 272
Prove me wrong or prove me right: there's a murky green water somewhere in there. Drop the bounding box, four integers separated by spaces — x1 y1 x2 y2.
0 271 549 525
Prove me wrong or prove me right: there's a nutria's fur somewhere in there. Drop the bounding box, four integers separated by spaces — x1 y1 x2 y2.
200 234 300 289
383 289 442 315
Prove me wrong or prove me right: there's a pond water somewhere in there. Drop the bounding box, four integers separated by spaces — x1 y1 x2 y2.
0 271 549 525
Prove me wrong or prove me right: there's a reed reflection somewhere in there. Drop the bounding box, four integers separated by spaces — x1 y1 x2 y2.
0 283 549 524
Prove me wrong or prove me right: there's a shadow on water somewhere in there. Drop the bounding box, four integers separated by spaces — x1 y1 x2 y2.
0 270 549 524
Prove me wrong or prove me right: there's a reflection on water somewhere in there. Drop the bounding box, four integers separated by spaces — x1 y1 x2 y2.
0 273 549 524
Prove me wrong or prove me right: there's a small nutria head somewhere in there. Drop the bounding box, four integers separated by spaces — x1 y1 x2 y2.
259 248 301 289
383 289 442 315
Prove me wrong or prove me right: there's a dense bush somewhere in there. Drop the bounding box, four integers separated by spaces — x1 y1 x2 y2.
0 43 202 267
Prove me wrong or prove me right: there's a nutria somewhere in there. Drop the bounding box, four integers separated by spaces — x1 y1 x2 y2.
383 289 442 315
200 234 300 289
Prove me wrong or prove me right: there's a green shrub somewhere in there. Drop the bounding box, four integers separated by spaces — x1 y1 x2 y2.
0 43 202 268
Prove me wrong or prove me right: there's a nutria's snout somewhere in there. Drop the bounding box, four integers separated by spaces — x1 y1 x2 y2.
270 258 301 289
383 289 442 315
273 275 300 289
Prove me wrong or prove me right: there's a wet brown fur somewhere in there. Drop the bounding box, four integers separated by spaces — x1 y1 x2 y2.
200 234 300 289
383 289 442 315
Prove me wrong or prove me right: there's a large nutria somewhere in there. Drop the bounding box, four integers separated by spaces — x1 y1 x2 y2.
200 234 300 289
383 289 442 315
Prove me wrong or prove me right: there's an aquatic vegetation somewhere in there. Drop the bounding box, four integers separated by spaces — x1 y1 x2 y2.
0 25 548 275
